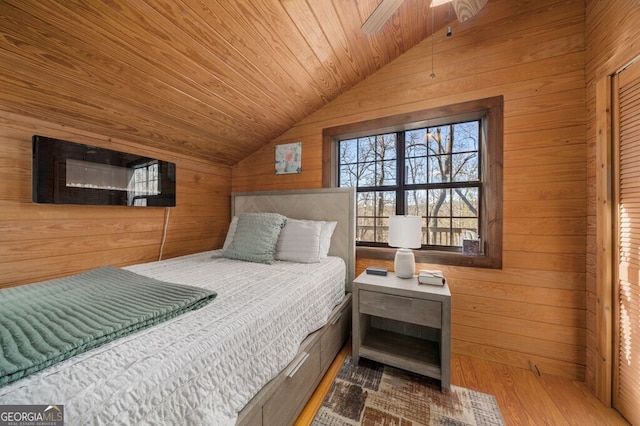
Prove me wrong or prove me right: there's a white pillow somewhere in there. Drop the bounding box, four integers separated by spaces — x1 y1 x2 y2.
276 219 322 263
222 216 238 250
319 221 337 258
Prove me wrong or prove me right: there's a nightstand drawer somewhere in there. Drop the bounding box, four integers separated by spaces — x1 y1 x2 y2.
359 289 441 328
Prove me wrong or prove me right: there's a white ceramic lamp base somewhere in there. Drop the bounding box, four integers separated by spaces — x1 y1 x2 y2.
394 248 415 279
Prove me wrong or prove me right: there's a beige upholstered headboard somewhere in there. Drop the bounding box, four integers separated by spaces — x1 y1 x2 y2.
231 188 356 290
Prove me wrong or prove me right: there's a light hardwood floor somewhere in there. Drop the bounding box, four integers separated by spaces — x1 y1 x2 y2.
295 341 629 425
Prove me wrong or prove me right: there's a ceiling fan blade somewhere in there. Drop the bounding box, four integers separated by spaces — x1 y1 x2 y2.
452 0 488 22
361 0 406 34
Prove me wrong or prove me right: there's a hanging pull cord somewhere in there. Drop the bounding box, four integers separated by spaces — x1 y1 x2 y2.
430 4 436 79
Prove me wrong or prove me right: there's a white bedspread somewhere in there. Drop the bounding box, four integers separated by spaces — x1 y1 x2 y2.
0 251 346 425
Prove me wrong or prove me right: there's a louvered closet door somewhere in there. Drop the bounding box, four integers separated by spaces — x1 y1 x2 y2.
614 60 640 425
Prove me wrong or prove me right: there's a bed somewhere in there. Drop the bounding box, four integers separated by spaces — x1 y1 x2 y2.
0 188 356 425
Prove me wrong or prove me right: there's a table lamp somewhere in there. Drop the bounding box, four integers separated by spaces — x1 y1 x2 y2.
388 215 422 278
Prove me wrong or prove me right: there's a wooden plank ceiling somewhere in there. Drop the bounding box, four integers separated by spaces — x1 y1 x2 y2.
0 0 453 165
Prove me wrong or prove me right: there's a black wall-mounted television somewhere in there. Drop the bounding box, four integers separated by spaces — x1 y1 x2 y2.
32 135 176 207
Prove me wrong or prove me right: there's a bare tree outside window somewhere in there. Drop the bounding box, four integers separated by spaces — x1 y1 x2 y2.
340 133 397 243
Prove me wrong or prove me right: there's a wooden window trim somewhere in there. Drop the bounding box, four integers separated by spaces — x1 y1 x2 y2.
323 97 503 269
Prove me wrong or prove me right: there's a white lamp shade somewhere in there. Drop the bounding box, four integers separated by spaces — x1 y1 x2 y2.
388 215 422 249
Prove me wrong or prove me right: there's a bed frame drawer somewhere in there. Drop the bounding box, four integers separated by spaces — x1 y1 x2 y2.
359 289 441 328
262 341 321 425
320 297 352 371
236 295 353 426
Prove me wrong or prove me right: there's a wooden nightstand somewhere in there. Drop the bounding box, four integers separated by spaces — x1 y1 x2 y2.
352 270 451 390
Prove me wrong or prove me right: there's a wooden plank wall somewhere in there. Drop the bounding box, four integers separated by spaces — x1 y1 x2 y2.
584 0 640 404
0 111 231 288
233 0 588 380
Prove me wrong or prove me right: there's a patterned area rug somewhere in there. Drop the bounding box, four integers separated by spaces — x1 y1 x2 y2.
312 356 505 426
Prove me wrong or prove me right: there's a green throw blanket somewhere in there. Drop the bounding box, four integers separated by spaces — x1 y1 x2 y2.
0 266 217 386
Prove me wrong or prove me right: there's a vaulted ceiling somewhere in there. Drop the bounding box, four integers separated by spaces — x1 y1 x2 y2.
0 1 455 164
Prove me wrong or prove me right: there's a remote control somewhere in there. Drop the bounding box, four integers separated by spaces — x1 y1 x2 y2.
366 267 388 276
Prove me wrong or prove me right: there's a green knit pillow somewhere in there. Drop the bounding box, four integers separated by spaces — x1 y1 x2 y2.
224 213 287 264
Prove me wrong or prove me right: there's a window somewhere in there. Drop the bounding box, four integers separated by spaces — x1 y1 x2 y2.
129 161 160 206
323 97 503 268
338 122 480 248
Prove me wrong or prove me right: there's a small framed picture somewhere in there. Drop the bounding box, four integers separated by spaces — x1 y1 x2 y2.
275 142 302 174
